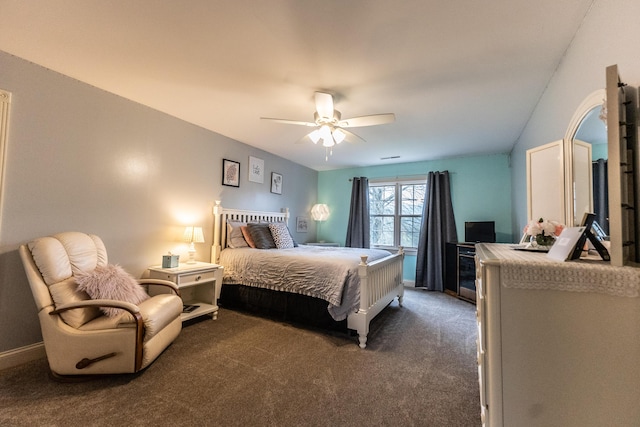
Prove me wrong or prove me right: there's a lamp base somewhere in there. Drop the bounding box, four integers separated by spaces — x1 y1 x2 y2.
186 245 197 264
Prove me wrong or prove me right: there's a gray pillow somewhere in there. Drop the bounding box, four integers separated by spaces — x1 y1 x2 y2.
247 223 276 249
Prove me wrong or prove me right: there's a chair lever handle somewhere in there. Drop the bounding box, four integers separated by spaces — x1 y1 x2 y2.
76 352 118 369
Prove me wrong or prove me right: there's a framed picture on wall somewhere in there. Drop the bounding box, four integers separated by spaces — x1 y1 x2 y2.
222 159 240 187
271 172 283 194
248 156 264 183
296 216 309 233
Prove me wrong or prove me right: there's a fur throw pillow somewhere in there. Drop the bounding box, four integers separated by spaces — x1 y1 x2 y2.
75 264 149 317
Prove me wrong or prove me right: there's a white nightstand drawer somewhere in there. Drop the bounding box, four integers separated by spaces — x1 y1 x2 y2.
174 270 217 287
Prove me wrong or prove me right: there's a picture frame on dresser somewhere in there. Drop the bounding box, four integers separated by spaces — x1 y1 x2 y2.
222 159 240 187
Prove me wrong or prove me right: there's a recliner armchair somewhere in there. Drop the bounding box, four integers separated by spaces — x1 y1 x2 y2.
19 231 183 378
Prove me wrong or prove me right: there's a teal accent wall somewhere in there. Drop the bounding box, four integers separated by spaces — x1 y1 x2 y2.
592 143 607 160
317 153 512 282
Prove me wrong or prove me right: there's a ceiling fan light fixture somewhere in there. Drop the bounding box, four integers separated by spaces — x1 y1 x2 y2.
319 124 332 140
322 138 335 147
332 128 346 144
309 129 321 144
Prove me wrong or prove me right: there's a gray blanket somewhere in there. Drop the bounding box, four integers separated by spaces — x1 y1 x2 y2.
219 245 391 320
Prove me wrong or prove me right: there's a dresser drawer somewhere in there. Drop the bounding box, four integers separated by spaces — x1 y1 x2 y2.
478 353 486 408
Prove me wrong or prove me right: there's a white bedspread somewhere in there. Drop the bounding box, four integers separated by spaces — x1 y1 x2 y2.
219 245 392 320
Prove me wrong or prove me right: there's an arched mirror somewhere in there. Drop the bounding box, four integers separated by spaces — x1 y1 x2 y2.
565 89 607 230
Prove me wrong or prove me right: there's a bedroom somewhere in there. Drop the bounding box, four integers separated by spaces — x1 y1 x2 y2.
1 0 640 424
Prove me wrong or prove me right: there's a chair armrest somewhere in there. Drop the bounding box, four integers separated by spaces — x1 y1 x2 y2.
51 299 140 315
139 279 180 296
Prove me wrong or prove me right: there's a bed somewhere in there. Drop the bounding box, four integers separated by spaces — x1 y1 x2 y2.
210 201 405 348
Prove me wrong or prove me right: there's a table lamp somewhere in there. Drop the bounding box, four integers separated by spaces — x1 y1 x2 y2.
183 226 205 264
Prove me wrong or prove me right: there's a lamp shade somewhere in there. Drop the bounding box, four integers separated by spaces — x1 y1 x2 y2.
332 128 346 144
309 129 321 144
183 226 205 243
311 204 330 221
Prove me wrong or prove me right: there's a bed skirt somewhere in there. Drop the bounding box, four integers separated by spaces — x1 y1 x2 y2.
219 284 348 332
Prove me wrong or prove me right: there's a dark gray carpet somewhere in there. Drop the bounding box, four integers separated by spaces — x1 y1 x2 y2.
0 288 480 426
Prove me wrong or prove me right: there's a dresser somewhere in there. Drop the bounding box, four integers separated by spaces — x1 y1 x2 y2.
475 243 640 426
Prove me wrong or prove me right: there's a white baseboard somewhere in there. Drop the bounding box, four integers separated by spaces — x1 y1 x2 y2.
403 280 415 287
0 342 46 371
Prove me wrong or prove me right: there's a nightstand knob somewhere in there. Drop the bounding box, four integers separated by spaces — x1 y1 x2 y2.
195 275 201 281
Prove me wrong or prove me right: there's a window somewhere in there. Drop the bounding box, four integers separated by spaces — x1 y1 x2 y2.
369 180 426 249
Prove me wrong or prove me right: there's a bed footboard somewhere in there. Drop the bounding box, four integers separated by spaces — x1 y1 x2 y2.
347 248 405 348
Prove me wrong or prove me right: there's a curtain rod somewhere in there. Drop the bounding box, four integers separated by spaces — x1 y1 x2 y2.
349 172 454 182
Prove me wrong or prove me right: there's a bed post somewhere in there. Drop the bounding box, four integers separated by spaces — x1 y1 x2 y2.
354 255 370 349
211 200 222 264
397 246 405 306
282 207 290 225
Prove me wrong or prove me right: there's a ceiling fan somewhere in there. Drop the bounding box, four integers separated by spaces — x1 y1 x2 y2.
261 92 395 160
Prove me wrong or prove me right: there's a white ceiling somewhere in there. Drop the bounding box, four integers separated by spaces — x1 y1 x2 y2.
0 0 595 171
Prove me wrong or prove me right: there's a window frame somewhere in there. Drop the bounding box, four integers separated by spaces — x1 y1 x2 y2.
369 178 426 253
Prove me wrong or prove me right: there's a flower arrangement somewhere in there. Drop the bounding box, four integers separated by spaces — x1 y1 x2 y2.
524 218 564 247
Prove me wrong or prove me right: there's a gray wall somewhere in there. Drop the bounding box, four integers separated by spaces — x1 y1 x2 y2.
0 51 318 353
511 0 640 235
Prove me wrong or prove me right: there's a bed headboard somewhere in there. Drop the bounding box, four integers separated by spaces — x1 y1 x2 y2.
211 200 289 263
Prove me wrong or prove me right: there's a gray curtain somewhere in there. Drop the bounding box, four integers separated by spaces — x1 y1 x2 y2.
593 159 609 234
345 177 370 248
415 171 457 291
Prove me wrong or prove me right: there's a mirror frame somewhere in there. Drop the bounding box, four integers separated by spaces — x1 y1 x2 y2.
563 89 606 227
0 89 10 236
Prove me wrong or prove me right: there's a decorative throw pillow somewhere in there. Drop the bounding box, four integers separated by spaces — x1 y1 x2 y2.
227 221 249 248
75 264 149 317
247 223 276 249
240 225 256 248
268 222 295 249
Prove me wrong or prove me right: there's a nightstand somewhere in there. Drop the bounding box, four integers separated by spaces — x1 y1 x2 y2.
147 262 223 322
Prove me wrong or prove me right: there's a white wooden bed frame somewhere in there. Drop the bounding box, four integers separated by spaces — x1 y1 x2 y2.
210 201 405 348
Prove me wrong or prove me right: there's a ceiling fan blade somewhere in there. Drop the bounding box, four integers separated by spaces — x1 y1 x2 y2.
341 128 366 143
294 133 313 144
339 113 396 128
261 117 316 127
315 92 334 119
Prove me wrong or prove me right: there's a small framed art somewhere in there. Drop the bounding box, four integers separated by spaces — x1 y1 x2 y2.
248 156 264 183
222 159 240 187
296 216 309 233
271 172 283 194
